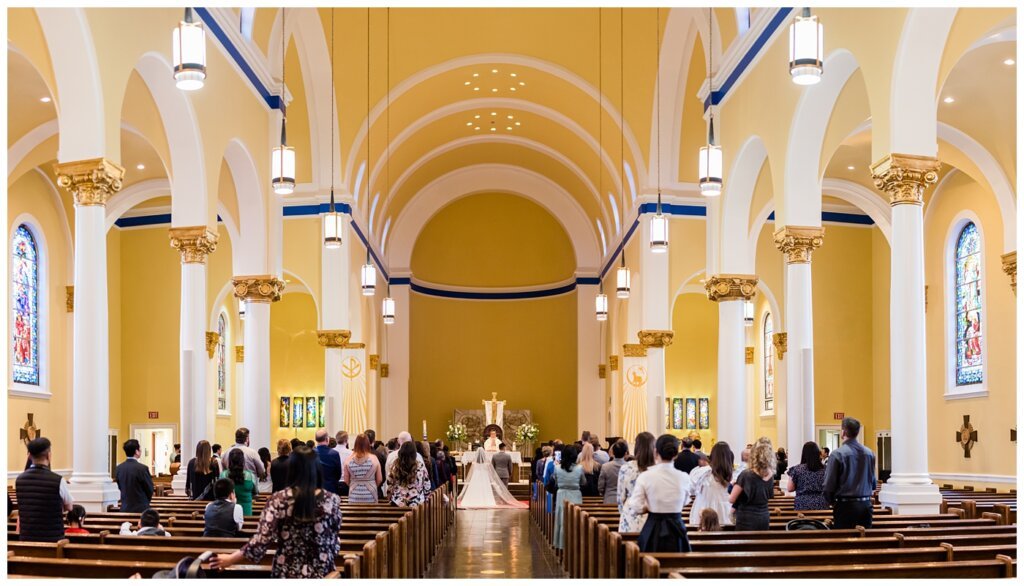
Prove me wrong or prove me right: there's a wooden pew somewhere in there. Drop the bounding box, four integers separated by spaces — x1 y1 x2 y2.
660 557 1014 579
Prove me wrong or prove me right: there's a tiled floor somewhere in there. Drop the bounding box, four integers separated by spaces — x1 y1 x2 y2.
425 508 566 579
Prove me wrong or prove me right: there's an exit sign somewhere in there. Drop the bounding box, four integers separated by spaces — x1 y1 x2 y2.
833 412 844 420
148 411 159 419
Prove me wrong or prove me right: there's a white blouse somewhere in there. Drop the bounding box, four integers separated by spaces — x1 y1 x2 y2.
688 465 734 526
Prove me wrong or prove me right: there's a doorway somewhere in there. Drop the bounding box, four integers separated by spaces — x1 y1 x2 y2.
129 424 177 476
816 425 841 453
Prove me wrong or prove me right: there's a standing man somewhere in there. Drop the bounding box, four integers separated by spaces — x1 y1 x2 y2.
334 431 352 464
223 428 266 479
492 443 513 487
673 438 699 474
315 429 343 495
823 417 877 529
211 443 223 471
115 439 154 514
598 440 628 504
16 438 72 542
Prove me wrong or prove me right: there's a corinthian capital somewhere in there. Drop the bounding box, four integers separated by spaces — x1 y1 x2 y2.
870 153 940 206
169 226 218 264
638 330 674 348
704 274 758 302
54 158 125 206
316 330 352 348
232 275 286 303
1002 251 1017 295
774 226 825 264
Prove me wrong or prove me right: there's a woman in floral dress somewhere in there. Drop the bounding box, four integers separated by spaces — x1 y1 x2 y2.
786 441 830 511
616 432 656 532
387 442 432 506
210 445 343 578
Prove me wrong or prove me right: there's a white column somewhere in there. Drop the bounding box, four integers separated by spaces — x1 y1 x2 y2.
576 283 604 440
717 299 748 451
381 284 409 439
242 301 272 451
57 159 123 512
321 220 351 433
873 154 941 514
638 216 670 435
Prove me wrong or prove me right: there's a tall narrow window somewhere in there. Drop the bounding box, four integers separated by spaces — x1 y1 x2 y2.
216 312 228 412
11 225 40 385
954 222 983 386
763 312 774 413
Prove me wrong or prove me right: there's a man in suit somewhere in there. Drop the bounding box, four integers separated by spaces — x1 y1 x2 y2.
314 429 342 494
673 437 699 474
115 439 154 514
492 443 513 487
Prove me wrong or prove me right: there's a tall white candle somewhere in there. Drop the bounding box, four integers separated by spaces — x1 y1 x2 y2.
422 419 427 439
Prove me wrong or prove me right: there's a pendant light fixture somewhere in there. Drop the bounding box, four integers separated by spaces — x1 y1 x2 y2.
360 9 376 297
238 298 246 320
616 252 631 298
322 9 344 249
380 8 396 326
744 300 754 327
382 286 396 325
272 8 296 195
649 7 668 253
172 7 206 91
789 7 823 86
595 284 609 321
699 8 723 196
616 8 632 297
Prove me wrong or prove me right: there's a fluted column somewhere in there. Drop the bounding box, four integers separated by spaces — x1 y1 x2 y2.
774 226 824 461
872 153 942 514
706 275 758 452
233 275 285 450
55 158 124 511
321 220 352 433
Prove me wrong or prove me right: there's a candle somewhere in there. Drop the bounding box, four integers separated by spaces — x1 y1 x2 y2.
422 420 427 439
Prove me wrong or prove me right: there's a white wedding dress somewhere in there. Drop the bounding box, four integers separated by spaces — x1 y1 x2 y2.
457 448 527 509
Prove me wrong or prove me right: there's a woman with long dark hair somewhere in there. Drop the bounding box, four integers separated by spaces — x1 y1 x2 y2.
617 432 656 532
185 440 220 501
688 441 734 526
786 441 829 510
256 447 273 494
220 448 258 515
270 439 292 493
386 442 431 506
551 445 584 549
210 445 343 578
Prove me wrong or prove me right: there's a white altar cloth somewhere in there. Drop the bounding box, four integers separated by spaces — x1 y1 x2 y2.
459 451 522 465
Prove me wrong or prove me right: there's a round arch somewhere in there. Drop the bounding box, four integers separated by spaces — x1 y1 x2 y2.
222 139 269 274
721 135 769 274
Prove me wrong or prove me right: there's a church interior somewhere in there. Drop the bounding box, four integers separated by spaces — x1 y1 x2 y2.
5 5 1019 579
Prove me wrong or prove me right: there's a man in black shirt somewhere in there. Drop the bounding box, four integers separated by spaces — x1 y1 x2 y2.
823 417 877 528
673 438 699 474
16 437 72 542
115 439 154 513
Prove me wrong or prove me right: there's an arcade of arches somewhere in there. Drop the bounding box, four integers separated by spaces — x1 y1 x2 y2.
6 5 1017 527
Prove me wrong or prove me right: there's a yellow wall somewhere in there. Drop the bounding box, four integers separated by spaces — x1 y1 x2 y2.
665 293 718 443
270 292 324 445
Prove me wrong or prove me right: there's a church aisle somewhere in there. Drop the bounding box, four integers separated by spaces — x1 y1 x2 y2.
425 508 566 578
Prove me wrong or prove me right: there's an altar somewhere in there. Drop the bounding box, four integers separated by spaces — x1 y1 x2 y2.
459 451 523 466
451 393 533 459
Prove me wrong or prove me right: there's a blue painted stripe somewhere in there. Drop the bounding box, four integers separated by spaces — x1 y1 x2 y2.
347 219 388 282
638 202 707 217
115 214 225 228
194 7 285 112
282 202 353 217
405 280 584 300
704 8 794 110
766 211 874 226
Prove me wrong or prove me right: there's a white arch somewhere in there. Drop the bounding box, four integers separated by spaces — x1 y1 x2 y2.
133 52 208 228
35 8 106 162
784 49 861 227
889 8 957 156
30 169 74 282
387 164 601 274
721 135 768 274
821 179 893 244
747 198 775 272
223 138 269 273
104 179 171 232
377 133 613 236
8 119 58 182
343 53 647 192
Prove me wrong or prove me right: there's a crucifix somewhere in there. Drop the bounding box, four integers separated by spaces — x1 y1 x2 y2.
956 415 978 458
19 413 41 446
482 392 505 429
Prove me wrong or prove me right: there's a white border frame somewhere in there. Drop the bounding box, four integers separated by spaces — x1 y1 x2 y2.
760 310 775 418
943 212 988 400
8 214 50 399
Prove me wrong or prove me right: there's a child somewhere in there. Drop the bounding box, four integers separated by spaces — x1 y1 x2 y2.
65 505 89 535
699 508 721 532
204 478 244 537
119 508 171 536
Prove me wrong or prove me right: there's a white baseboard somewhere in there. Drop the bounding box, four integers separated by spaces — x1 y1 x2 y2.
929 472 1016 485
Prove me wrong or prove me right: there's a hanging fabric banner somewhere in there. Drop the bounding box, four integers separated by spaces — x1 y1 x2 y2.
621 344 648 445
341 346 368 434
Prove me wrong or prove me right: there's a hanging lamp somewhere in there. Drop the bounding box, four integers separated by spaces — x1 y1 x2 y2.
323 9 344 248
616 8 633 289
789 8 823 86
649 8 668 253
361 251 376 296
744 300 754 327
380 8 397 325
595 285 609 321
272 8 296 195
238 298 246 320
699 8 723 196
382 286 396 325
360 9 376 297
172 7 206 91
616 252 631 298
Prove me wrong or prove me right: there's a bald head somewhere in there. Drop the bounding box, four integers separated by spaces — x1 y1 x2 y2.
315 429 329 444
398 431 413 445
741 448 751 463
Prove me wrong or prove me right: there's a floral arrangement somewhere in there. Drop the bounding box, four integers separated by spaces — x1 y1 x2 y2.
515 423 539 444
445 421 468 444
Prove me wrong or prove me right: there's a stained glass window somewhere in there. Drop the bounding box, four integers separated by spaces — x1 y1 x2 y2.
11 225 40 385
763 313 774 412
216 312 227 411
954 222 983 386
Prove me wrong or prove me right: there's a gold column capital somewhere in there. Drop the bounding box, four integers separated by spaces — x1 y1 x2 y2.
623 343 647 358
53 158 125 206
235 345 244 363
379 363 390 378
169 226 218 264
598 364 607 379
609 355 620 371
745 347 755 364
65 286 74 312
232 275 285 303
705 274 759 302
773 226 825 264
870 153 940 206
316 330 352 348
638 330 674 348
369 354 380 370
344 342 366 349
1001 251 1017 295
205 331 220 359
772 332 788 360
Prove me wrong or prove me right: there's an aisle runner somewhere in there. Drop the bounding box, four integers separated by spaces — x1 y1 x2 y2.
621 346 648 444
341 346 368 434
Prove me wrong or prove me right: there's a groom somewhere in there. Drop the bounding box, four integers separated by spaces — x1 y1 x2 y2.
492 443 513 487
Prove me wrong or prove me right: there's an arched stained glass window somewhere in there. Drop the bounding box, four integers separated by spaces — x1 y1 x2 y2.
763 312 774 412
11 225 40 385
216 312 228 412
954 222 983 386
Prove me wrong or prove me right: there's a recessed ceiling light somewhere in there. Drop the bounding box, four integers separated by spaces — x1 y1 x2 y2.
464 81 471 86
515 122 521 126
136 163 146 170
510 88 517 92
490 127 496 132
518 82 525 86
39 96 51 103
506 126 512 131
491 69 498 73
473 87 480 91
847 165 854 171
472 73 479 77
943 96 955 104
1004 58 1015 65
507 115 514 119
475 114 481 119
474 126 480 131
490 112 497 116
466 122 473 126
491 88 498 93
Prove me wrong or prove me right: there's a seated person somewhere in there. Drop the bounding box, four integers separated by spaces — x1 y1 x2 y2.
204 478 244 538
64 505 89 535
484 430 501 452
119 508 171 536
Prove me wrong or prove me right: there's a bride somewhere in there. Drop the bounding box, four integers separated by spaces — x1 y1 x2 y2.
457 448 527 509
